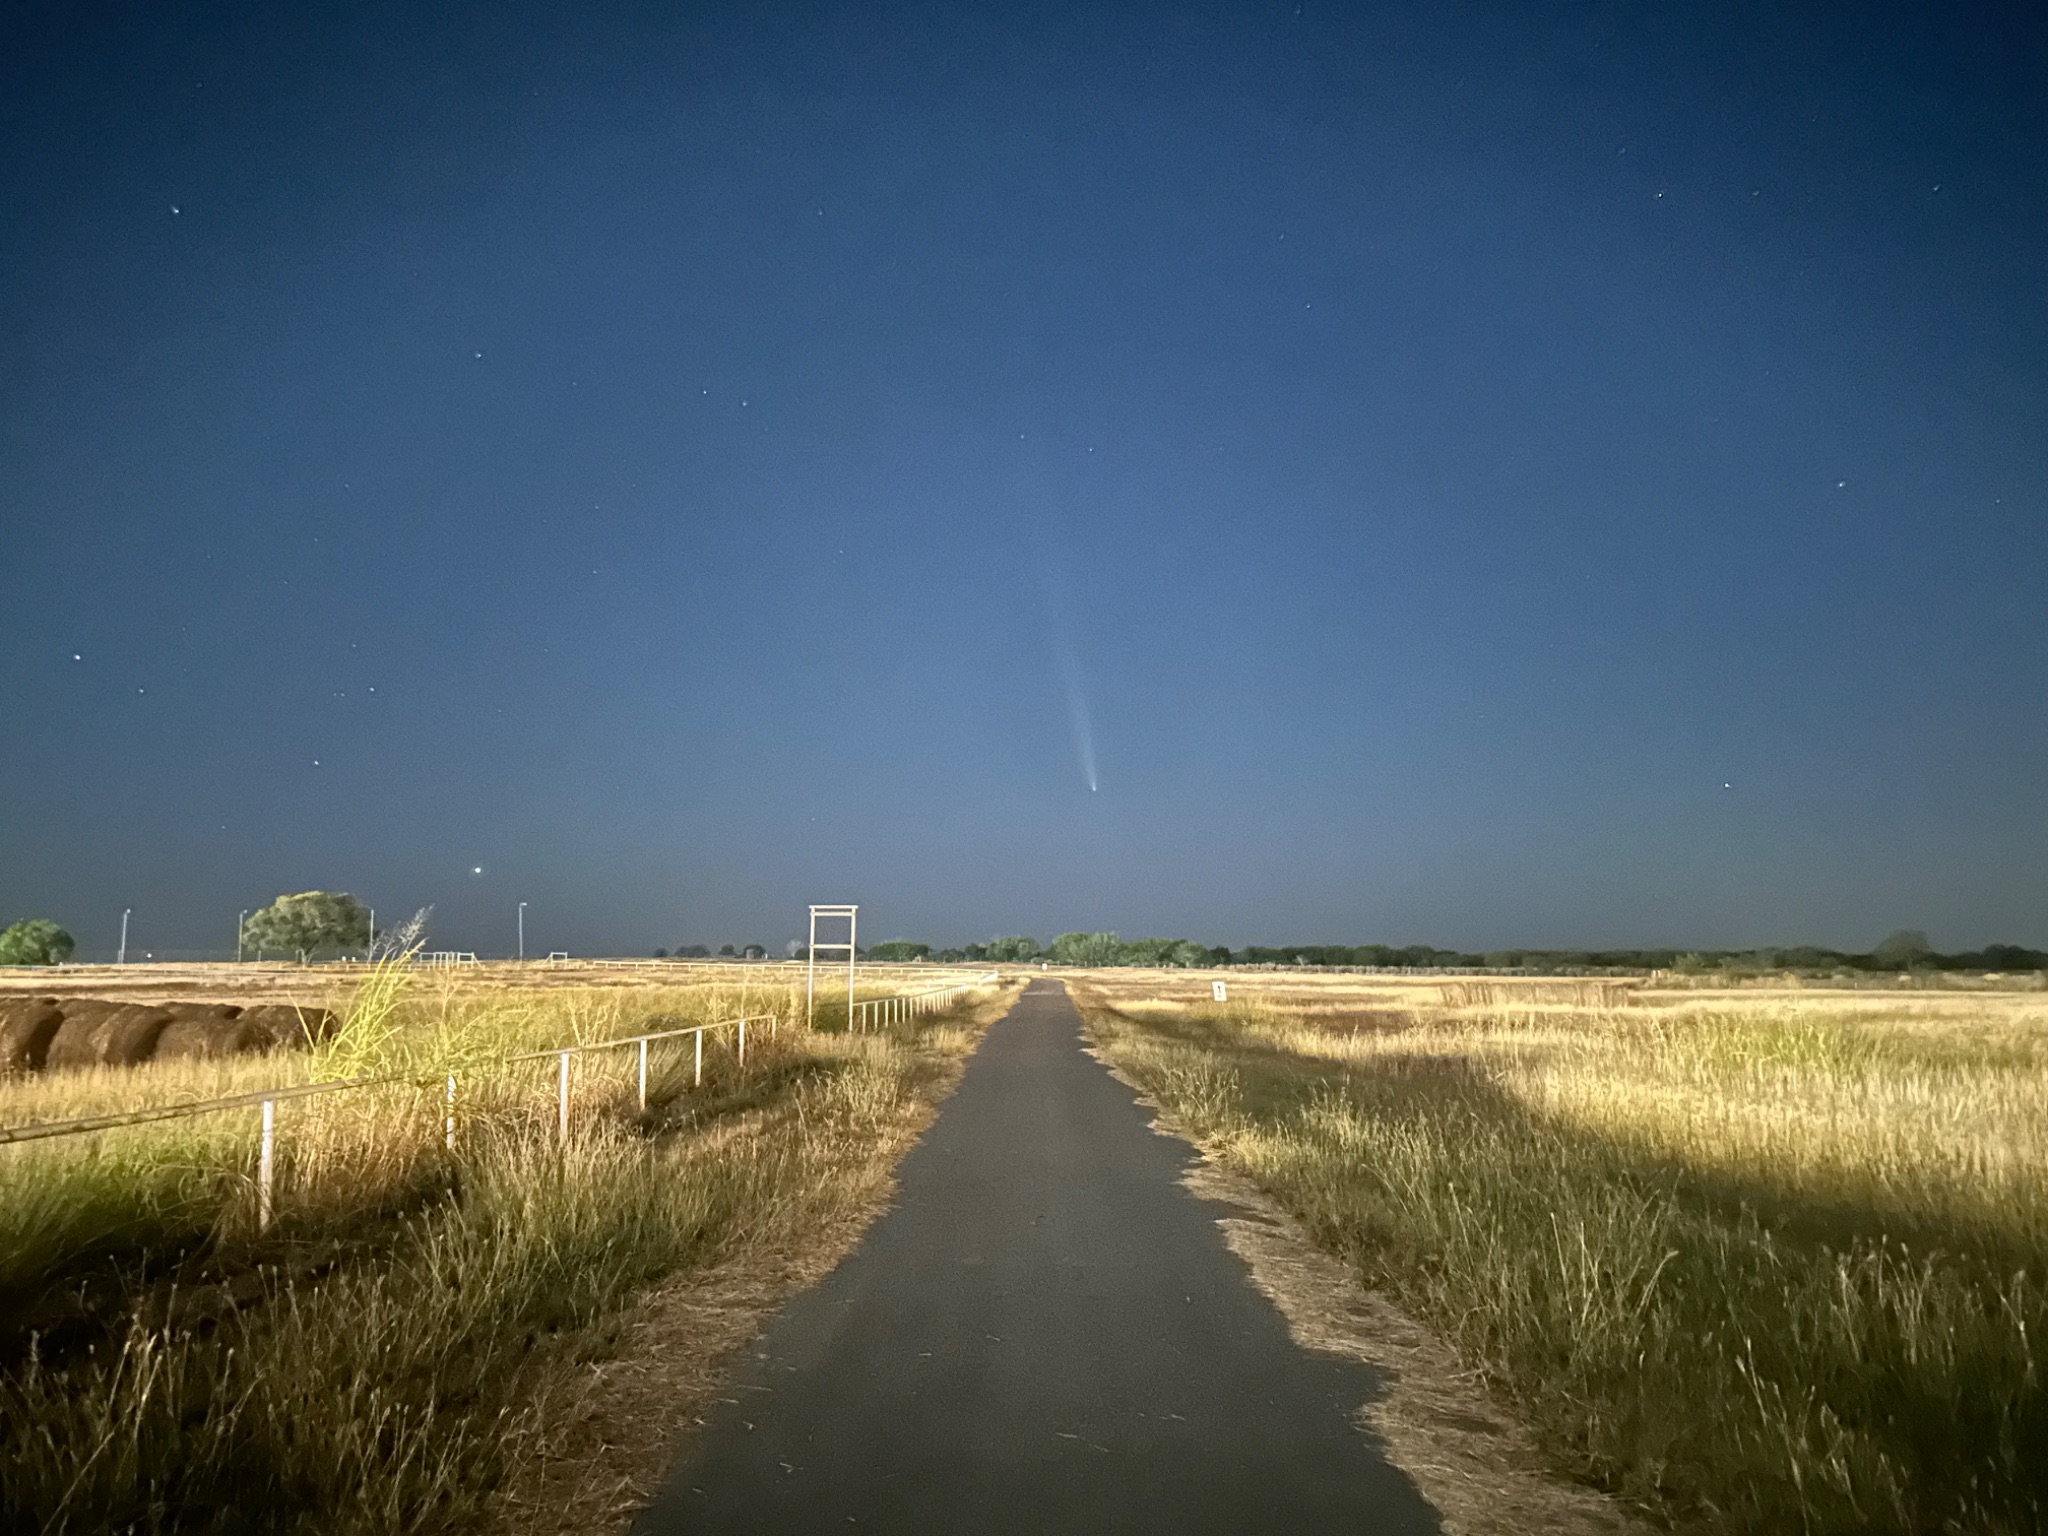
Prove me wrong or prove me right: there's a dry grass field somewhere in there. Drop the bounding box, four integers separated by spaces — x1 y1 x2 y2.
1072 969 2048 1535
0 960 1013 1536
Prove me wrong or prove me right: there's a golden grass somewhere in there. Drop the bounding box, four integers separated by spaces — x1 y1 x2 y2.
0 965 1014 1535
1073 969 2048 1534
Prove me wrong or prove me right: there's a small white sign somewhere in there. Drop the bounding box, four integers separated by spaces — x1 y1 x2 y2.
1211 981 1228 1002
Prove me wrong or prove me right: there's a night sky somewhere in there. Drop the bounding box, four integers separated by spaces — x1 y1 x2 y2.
3 2 2043 960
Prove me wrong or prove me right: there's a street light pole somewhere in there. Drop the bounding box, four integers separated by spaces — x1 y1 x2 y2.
367 906 375 961
237 910 248 963
518 901 527 961
119 908 131 965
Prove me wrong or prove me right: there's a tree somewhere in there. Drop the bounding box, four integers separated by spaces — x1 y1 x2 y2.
1114 937 1176 967
742 944 767 960
1871 929 1934 969
242 892 370 962
869 941 930 962
718 944 737 957
984 936 1040 962
0 918 74 966
1049 931 1123 967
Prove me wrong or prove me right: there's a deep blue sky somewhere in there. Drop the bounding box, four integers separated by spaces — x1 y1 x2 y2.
3 1 2043 959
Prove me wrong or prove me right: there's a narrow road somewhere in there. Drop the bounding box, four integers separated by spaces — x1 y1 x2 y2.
637 979 1439 1534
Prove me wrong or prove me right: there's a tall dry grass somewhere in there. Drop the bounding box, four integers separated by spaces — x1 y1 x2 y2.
1075 972 2048 1534
0 967 1010 1535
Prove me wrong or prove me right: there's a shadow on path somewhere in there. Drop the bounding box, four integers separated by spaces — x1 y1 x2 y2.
636 979 1440 1534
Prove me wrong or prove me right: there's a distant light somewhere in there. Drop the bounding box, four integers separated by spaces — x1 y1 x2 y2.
472 866 484 876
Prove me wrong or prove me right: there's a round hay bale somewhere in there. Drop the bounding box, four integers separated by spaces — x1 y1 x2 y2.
101 1005 174 1066
152 1013 273 1062
163 1002 243 1022
41 1001 126 1070
0 1002 66 1073
237 1004 337 1049
41 1002 174 1070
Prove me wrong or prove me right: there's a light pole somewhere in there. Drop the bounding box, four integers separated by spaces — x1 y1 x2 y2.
518 902 527 961
118 908 131 965
236 910 248 963
367 906 375 961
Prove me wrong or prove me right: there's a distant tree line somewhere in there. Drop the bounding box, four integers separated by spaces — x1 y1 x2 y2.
784 927 2048 974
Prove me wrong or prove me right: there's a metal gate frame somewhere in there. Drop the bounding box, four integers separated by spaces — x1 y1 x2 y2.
806 904 858 1029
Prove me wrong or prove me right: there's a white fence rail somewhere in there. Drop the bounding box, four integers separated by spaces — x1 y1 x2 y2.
849 972 999 1031
0 1013 774 1230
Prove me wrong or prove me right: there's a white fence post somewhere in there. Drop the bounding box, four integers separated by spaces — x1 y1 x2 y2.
694 1030 704 1087
557 1051 570 1144
637 1037 649 1113
257 1097 275 1231
444 1075 456 1151
738 1017 747 1065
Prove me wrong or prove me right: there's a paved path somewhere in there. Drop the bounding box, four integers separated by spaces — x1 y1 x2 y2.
637 980 1440 1534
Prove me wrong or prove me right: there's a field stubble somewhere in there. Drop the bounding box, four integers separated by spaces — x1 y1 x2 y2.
1074 969 2048 1535
0 962 1013 1535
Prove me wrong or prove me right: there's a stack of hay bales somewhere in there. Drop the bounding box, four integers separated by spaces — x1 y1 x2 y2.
0 997 339 1074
